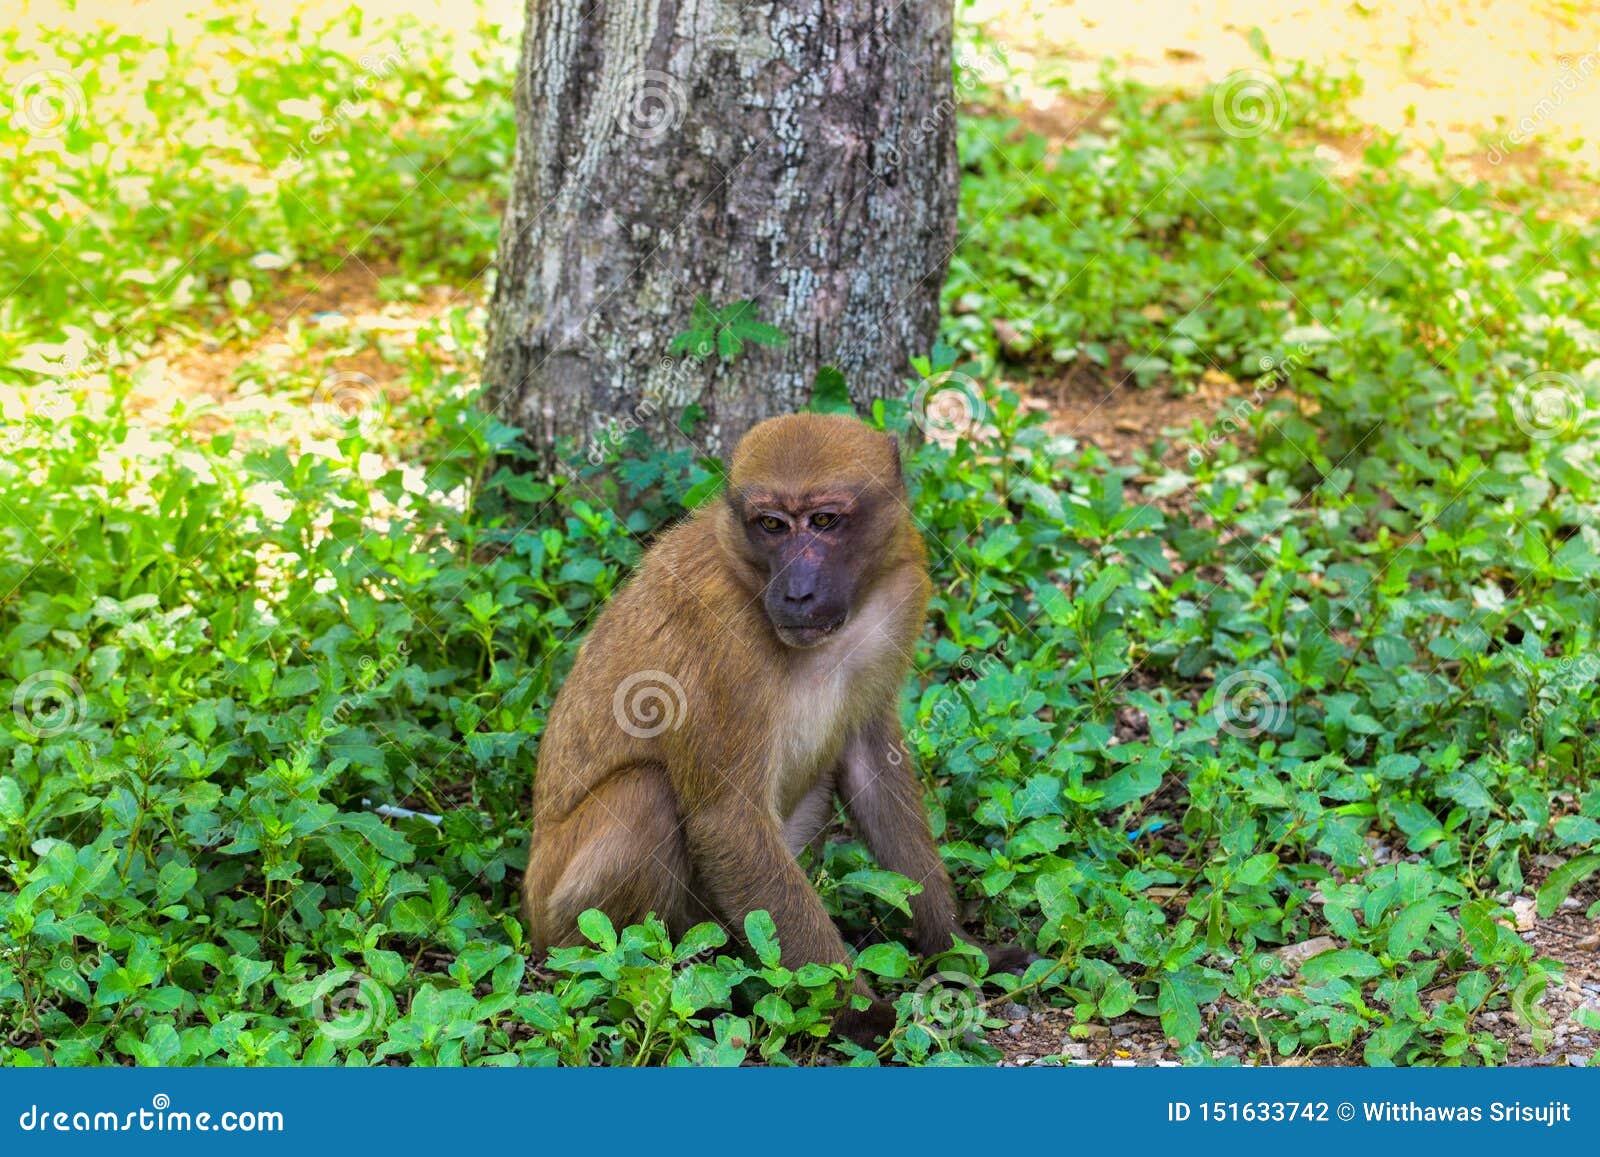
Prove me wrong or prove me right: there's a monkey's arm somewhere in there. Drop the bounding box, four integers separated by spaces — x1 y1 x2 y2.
681 791 899 1046
840 716 1035 974
837 716 964 958
680 793 864 981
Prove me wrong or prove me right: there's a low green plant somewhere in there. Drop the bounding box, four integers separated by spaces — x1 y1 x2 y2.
1 2 1596 1069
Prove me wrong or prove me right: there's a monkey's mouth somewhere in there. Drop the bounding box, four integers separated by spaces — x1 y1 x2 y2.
774 617 846 648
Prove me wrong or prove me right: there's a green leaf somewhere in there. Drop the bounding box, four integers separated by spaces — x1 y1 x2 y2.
1081 959 1137 1018
155 862 196 907
337 811 416 863
1234 853 1278 887
1034 582 1074 626
1301 949 1384 983
744 909 781 968
667 330 704 357
0 777 23 825
808 366 853 414
839 868 921 916
577 909 617 952
1035 869 1080 924
274 667 321 697
854 942 911 979
1387 900 1438 958
673 921 728 963
1537 854 1600 918
1458 899 1501 961
671 962 735 1016
363 949 407 987
1157 976 1201 1044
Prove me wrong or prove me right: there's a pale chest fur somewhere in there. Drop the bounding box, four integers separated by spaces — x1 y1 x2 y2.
767 585 909 818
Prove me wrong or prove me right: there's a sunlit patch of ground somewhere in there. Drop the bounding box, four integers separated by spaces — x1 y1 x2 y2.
973 0 1600 180
131 261 480 444
7 0 521 67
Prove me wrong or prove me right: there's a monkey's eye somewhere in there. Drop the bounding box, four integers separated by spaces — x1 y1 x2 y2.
758 515 787 534
809 512 840 530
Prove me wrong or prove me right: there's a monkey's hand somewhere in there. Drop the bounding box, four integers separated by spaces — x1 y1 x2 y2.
983 943 1039 976
923 934 1039 976
834 997 898 1048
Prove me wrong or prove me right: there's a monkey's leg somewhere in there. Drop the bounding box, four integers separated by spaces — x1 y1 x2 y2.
837 717 963 958
681 793 896 1044
678 793 863 976
524 764 715 952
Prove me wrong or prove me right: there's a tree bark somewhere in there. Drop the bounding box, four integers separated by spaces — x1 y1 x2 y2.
484 0 957 464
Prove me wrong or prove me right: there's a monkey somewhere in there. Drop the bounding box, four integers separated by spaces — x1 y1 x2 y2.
523 412 1024 1045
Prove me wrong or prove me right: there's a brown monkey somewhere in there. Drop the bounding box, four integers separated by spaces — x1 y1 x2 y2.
524 412 1020 1044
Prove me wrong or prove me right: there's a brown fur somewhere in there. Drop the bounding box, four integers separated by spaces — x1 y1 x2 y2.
524 413 1005 1042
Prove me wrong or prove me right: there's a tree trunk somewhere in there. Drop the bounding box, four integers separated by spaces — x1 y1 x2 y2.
484 0 957 465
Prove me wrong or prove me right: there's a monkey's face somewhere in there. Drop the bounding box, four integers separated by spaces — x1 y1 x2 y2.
736 492 877 649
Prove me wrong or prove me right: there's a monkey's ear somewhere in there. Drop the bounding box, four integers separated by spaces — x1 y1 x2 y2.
885 433 903 478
